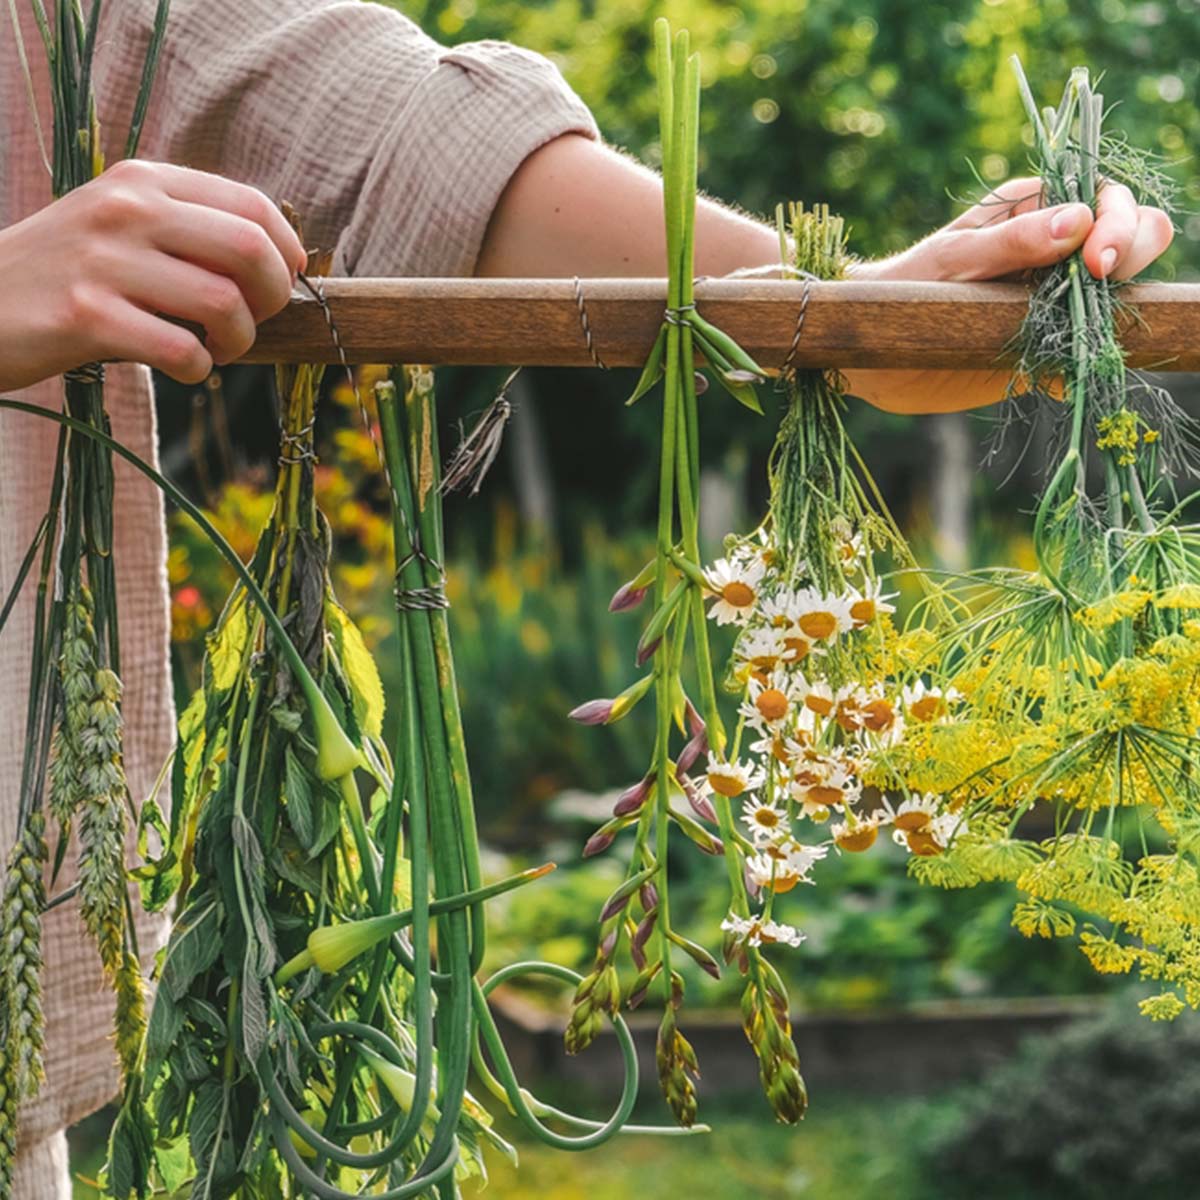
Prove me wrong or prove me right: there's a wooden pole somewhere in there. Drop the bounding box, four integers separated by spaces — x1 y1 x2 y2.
246 278 1200 370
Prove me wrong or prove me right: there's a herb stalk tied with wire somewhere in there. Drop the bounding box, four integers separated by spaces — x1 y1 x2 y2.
0 1 169 1190
568 19 810 1128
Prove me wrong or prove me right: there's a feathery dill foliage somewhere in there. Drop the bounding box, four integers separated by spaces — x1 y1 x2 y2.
887 61 1200 1022
0 1 170 1182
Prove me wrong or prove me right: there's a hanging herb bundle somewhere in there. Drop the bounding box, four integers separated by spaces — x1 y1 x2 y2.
50 358 684 1197
569 19 811 1128
882 61 1200 1022
0 0 169 1189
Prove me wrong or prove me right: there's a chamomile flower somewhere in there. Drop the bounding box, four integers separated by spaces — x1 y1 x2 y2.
747 850 809 893
901 679 961 723
887 792 941 832
749 731 795 765
894 814 963 857
705 556 766 626
742 672 802 732
734 627 785 682
720 912 806 949
741 794 788 842
792 588 853 643
801 678 834 717
759 590 799 630
705 756 764 799
832 814 880 853
779 627 818 664
846 582 897 628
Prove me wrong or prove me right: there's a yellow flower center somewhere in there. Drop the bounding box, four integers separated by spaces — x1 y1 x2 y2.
893 810 931 833
721 581 755 608
798 611 838 640
770 872 801 894
753 806 780 829
835 824 878 853
708 769 745 798
910 695 943 722
805 693 833 717
808 784 843 808
906 829 942 857
755 688 790 722
861 699 896 732
782 636 811 661
849 598 876 624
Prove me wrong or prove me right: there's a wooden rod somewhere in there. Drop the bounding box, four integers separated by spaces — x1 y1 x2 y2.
246 278 1200 370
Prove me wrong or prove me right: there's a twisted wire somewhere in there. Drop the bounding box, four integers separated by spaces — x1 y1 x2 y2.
63 361 105 386
572 276 609 370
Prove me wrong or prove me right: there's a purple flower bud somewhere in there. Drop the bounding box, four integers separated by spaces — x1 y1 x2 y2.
634 911 658 953
628 982 650 1010
690 791 719 826
630 937 647 971
693 371 709 396
613 777 651 817
599 927 619 959
609 582 649 613
676 729 708 777
685 700 706 738
670 973 684 1009
639 882 659 913
698 956 722 981
635 636 662 667
569 698 614 726
583 829 615 858
682 776 718 825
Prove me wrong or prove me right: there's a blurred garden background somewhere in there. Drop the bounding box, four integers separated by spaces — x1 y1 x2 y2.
75 0 1200 1194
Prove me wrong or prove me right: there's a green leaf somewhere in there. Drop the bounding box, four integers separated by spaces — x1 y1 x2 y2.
627 326 667 406
160 900 222 1002
188 1081 234 1199
284 747 316 850
144 990 184 1087
313 779 344 856
241 963 268 1064
326 599 385 739
205 587 249 693
715 372 764 414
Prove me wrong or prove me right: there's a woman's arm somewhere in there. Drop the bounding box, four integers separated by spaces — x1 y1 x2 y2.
475 134 1174 413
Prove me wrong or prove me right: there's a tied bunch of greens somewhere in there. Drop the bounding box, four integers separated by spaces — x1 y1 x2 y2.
100 362 510 1196
79 364 685 1198
568 19 808 1128
881 61 1200 1021
0 0 168 1189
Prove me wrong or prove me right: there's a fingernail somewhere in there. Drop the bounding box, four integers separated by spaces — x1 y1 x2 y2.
1050 208 1082 240
1100 247 1117 276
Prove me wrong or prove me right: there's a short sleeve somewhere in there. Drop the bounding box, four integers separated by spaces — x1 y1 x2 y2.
94 0 599 276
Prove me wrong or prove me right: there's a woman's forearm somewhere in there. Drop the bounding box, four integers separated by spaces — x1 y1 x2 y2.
475 133 780 280
474 132 1168 415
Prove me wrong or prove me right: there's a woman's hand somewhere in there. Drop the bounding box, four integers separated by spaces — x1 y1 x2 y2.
859 176 1174 285
0 160 307 392
844 176 1175 413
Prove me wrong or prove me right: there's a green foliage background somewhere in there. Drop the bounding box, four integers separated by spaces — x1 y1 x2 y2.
396 0 1200 269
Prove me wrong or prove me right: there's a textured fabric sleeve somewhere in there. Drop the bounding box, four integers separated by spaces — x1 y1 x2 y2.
94 0 599 276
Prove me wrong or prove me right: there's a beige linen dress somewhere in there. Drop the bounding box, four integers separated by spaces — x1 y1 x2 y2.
1 1 597 1191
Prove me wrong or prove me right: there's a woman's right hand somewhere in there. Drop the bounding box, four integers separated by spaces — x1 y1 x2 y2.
0 159 308 391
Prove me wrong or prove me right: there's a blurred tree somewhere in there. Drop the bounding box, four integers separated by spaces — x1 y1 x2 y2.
394 0 1200 269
